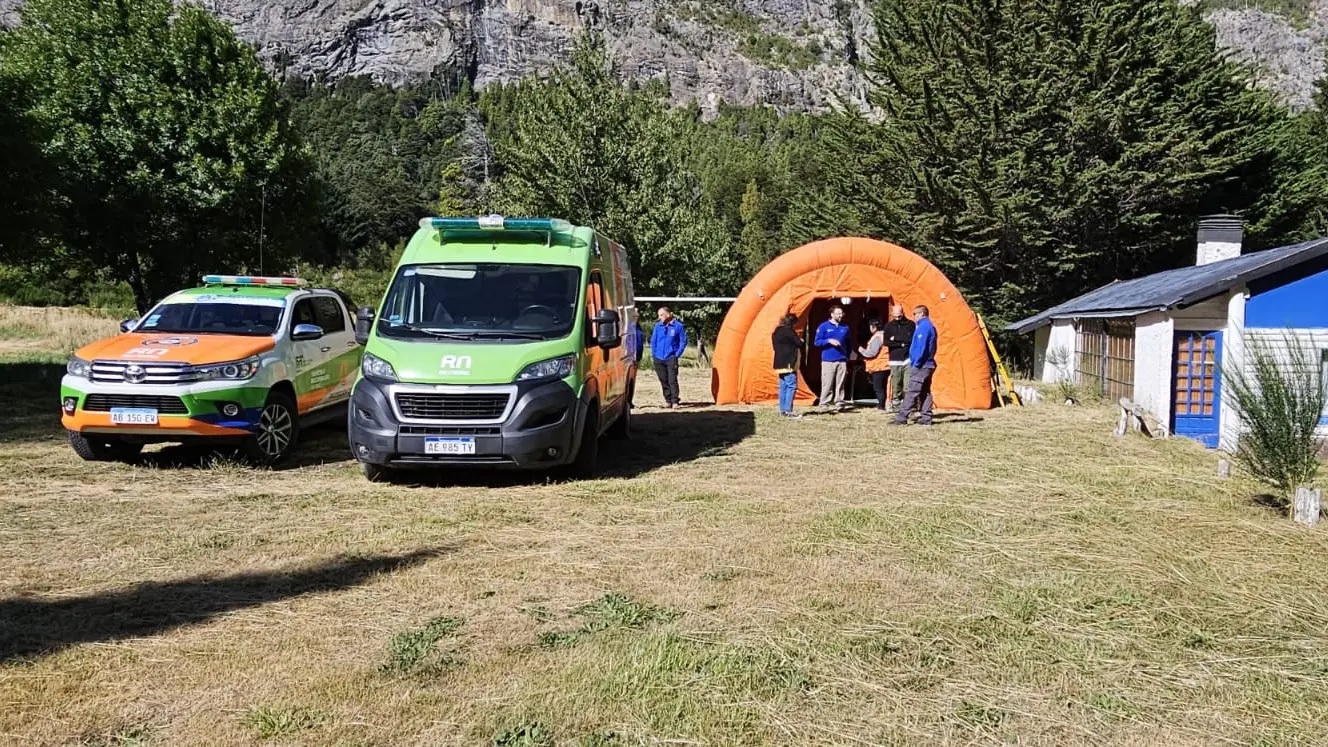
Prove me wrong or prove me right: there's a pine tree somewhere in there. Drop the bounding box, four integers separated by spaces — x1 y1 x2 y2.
487 32 742 311
844 0 1292 330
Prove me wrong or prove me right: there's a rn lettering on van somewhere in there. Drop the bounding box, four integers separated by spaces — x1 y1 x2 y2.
440 355 472 375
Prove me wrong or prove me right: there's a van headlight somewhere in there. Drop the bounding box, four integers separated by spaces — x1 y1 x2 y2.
197 356 261 381
66 355 91 379
516 354 576 382
362 352 398 382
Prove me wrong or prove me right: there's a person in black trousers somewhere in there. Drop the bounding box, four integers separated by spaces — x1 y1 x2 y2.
650 306 687 408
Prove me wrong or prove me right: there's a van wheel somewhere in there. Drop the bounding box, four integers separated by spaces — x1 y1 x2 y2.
241 391 300 467
567 407 599 479
68 431 143 462
606 395 631 440
362 462 397 483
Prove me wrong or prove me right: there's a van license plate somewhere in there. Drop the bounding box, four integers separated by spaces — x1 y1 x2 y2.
110 407 158 425
425 437 475 455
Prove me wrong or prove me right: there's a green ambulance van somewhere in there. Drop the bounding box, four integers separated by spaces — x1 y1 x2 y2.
347 215 639 481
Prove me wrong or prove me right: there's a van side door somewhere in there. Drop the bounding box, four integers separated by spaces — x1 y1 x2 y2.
585 268 619 409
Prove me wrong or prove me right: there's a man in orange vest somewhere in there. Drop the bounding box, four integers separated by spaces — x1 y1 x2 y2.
857 317 892 411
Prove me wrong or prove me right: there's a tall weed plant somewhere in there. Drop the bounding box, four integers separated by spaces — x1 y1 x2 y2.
1222 329 1327 498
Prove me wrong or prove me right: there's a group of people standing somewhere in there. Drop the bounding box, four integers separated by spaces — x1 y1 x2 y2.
772 303 939 425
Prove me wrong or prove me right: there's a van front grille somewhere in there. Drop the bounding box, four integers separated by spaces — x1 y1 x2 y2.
395 392 510 421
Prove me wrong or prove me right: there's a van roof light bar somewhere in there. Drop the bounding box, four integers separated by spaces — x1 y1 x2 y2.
202 274 307 287
419 215 574 234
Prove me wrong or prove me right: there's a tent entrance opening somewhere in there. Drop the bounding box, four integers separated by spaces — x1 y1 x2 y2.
803 296 895 404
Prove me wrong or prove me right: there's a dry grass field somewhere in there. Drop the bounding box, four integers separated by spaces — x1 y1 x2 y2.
2 305 1328 746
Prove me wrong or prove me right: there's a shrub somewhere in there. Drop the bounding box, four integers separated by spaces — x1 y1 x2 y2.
1222 329 1327 498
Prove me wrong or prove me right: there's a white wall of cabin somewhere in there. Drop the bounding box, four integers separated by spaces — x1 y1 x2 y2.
1133 311 1174 427
1038 320 1076 384
1239 325 1328 441
1220 291 1246 451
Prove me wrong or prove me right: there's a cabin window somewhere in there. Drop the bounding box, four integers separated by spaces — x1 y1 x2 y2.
1075 318 1136 401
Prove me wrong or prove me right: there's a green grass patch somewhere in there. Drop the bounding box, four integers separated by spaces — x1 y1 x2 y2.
241 705 327 739
538 594 680 649
576 632 811 739
381 615 465 675
492 721 554 747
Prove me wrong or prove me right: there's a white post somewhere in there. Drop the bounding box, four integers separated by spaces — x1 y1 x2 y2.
1293 487 1321 527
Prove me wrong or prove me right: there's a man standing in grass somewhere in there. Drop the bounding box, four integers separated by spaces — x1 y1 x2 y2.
813 305 851 410
651 306 687 408
882 304 915 411
894 305 938 426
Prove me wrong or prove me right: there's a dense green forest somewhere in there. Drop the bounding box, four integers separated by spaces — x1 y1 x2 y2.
4 0 1328 354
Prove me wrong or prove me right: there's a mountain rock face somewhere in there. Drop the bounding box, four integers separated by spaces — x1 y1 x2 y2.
1 0 1325 114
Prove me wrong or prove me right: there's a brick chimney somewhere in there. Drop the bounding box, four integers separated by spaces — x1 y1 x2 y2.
1196 214 1243 266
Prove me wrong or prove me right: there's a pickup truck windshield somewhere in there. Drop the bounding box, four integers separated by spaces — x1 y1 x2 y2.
377 263 582 341
136 301 285 337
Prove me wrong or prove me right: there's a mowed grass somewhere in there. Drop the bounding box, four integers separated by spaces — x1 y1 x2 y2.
2 306 1328 745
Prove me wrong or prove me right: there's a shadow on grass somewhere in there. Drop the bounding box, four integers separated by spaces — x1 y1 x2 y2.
599 408 756 477
137 419 354 472
0 361 65 444
384 408 758 488
1252 493 1290 515
0 547 449 662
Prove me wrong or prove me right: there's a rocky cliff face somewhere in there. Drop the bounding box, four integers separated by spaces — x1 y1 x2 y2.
1 0 1325 114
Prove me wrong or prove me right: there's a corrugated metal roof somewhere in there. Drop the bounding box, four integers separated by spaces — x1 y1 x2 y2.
1006 237 1328 334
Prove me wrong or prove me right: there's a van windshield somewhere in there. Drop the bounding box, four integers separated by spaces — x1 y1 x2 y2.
377 263 582 341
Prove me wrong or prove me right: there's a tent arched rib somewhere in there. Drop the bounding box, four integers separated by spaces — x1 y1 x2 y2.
711 237 994 410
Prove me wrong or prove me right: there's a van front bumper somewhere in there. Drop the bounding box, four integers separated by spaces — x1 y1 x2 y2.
348 377 582 470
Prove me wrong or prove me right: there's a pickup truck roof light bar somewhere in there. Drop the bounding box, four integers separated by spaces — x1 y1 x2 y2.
202 274 308 287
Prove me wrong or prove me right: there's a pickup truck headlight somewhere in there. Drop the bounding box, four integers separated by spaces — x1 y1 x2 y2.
516 354 576 382
66 355 91 379
362 352 398 382
196 356 261 381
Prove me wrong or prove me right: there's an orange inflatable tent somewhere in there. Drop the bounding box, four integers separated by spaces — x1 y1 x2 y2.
711 237 994 410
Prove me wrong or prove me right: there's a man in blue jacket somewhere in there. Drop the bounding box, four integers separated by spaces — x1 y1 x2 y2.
650 306 687 408
894 304 938 425
813 305 852 409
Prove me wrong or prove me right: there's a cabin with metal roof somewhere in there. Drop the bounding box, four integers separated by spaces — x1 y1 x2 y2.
1007 216 1328 449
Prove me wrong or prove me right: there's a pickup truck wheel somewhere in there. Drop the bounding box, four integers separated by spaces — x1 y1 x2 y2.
241 391 300 466
68 431 143 462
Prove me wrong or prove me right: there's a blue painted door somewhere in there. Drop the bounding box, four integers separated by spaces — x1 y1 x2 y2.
1171 330 1223 448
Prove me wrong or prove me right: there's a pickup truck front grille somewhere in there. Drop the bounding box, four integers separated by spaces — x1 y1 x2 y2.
395 392 510 421
91 360 206 384
84 394 189 414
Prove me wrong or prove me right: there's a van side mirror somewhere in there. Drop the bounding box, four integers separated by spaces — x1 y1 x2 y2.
354 306 375 345
594 308 621 349
292 323 324 341
119 318 138 333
